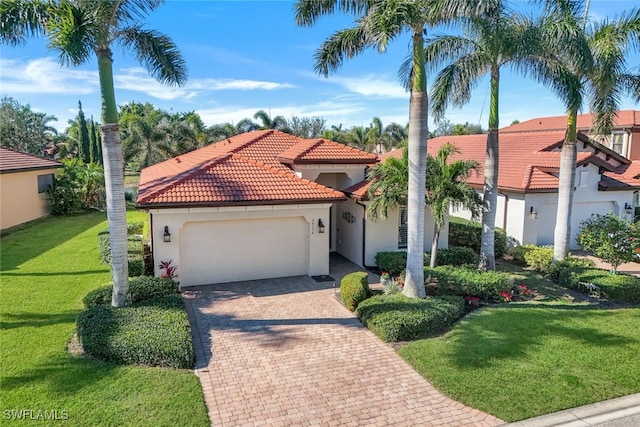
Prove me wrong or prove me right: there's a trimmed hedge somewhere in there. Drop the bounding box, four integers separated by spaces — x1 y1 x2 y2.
77 295 194 368
558 267 640 304
340 272 370 311
524 245 554 273
449 216 507 256
548 256 595 281
98 234 144 264
375 247 477 275
424 266 513 302
83 276 178 308
356 294 465 342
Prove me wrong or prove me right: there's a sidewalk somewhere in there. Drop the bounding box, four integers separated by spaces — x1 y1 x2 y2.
571 251 640 277
506 393 640 427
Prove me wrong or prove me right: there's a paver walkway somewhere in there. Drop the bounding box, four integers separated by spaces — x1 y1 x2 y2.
183 267 504 426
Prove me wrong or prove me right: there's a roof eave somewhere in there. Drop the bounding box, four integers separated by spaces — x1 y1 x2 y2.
136 196 348 209
0 164 61 174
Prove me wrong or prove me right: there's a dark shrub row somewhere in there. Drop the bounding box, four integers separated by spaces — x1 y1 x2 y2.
424 266 513 302
97 222 145 276
375 247 477 276
83 276 178 308
449 216 507 257
357 294 465 342
558 268 640 304
340 272 370 311
77 295 193 368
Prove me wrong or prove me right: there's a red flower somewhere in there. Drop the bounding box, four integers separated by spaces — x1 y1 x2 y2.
499 291 513 301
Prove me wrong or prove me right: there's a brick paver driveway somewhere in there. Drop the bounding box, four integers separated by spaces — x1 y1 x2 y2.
183 271 504 427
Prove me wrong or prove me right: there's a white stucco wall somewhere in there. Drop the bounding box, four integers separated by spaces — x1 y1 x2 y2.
336 200 448 267
293 164 367 189
149 204 332 287
0 170 54 230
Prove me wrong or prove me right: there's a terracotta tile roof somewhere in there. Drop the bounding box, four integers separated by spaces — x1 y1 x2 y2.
137 130 373 207
601 161 640 190
501 110 640 133
343 180 371 200
375 131 619 192
278 139 379 164
0 148 61 173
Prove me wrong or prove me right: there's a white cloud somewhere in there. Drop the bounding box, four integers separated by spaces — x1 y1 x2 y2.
0 57 98 95
324 74 409 99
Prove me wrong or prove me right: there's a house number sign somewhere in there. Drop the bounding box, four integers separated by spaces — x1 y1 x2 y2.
342 211 356 224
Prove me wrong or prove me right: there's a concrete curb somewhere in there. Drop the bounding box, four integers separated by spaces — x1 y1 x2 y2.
506 393 640 427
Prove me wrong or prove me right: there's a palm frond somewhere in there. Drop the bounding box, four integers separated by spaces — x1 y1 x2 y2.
46 0 94 66
119 25 187 86
0 0 49 45
313 24 368 76
294 0 370 27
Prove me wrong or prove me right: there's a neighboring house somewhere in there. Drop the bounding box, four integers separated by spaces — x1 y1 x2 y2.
0 147 61 230
502 110 640 160
384 130 640 249
137 130 446 287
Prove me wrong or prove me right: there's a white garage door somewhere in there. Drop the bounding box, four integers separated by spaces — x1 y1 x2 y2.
180 217 309 286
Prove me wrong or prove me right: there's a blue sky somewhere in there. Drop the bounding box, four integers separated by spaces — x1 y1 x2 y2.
1 0 639 134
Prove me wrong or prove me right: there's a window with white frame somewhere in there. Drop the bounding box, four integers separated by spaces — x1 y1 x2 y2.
611 132 626 156
398 207 408 249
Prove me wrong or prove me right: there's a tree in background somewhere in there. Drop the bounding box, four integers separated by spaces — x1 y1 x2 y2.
0 96 57 155
1 0 188 307
578 213 640 273
253 109 290 132
287 116 326 138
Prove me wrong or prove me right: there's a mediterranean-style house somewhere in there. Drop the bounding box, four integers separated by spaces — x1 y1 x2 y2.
0 147 61 230
501 110 640 160
383 130 640 249
137 130 446 287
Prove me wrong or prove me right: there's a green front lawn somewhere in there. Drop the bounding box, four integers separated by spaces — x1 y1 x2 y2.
399 266 640 422
0 211 209 426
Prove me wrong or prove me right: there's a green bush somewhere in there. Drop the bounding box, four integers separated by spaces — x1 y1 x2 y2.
512 244 535 265
340 272 370 311
558 267 640 304
548 256 595 281
449 217 507 257
127 221 144 235
375 247 477 274
432 247 477 266
356 294 465 342
375 252 407 276
128 255 144 277
83 276 178 308
523 245 554 273
77 295 193 368
424 266 513 302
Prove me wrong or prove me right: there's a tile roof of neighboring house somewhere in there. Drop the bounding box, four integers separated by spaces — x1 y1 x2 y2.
137 130 375 207
501 110 640 133
346 130 640 198
0 147 61 173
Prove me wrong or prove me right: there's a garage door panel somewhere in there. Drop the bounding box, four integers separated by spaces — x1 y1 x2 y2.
180 217 308 286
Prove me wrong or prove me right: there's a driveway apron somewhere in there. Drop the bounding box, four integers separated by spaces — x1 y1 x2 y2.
183 275 504 427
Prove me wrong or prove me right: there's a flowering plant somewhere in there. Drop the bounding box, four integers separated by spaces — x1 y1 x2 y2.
578 213 640 273
159 259 178 281
498 291 513 302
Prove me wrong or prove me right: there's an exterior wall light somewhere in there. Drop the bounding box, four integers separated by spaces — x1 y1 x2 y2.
530 206 538 219
318 219 325 233
163 225 171 243
625 202 633 214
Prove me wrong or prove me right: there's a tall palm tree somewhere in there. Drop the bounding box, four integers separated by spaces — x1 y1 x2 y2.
425 143 481 267
367 149 409 221
1 0 187 307
425 2 559 271
548 1 640 261
346 125 372 152
296 0 489 297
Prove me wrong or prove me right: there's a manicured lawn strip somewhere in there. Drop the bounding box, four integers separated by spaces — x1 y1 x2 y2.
399 305 640 422
0 211 209 426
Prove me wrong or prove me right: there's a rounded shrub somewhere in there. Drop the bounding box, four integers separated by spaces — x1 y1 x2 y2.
448 217 507 256
523 245 554 273
548 256 595 281
77 295 194 368
375 252 407 276
433 246 477 266
83 276 178 308
424 266 513 302
356 294 465 342
340 272 370 311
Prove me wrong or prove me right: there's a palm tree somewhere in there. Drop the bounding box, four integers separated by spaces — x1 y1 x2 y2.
253 109 290 132
425 3 559 271
367 149 410 221
548 2 640 261
296 0 487 297
345 125 372 152
1 0 187 307
425 143 481 267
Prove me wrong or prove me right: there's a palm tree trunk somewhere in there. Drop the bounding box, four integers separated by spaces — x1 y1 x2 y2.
430 223 440 268
478 65 500 271
98 49 130 307
404 27 427 299
553 109 578 262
